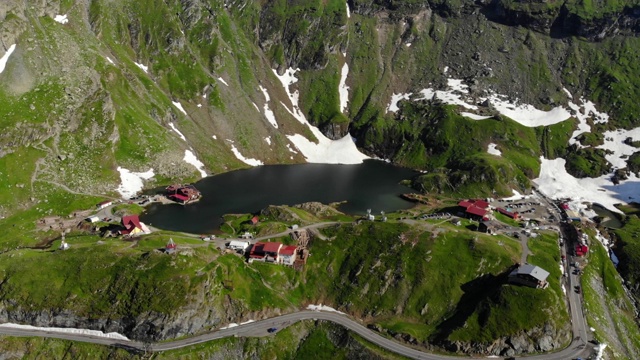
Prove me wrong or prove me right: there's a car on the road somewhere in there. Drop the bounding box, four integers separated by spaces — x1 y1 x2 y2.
267 327 278 333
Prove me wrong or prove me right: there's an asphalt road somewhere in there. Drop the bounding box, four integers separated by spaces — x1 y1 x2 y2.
0 307 593 359
0 193 596 359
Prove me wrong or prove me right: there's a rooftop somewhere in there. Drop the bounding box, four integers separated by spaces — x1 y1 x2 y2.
279 245 297 256
515 264 550 282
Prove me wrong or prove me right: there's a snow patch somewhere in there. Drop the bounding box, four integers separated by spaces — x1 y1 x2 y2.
172 101 187 116
502 190 533 201
252 102 260 112
116 167 155 199
486 94 571 127
286 144 297 154
568 98 610 146
594 343 607 360
197 104 202 108
307 304 345 315
219 320 255 330
0 323 129 341
54 14 68 24
272 68 307 124
0 44 16 74
259 85 278 128
595 229 612 249
387 93 412 113
273 68 369 164
168 122 186 141
487 143 501 156
230 145 263 166
346 1 351 18
534 157 640 213
563 88 573 98
596 127 640 169
264 137 271 146
183 150 207 178
134 62 148 73
217 77 229 86
212 135 217 140
462 112 492 120
338 61 350 113
106 57 115 65
406 43 412 47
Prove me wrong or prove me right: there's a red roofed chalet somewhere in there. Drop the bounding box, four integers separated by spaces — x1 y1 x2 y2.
458 199 490 221
251 216 259 225
120 215 144 236
278 245 298 265
250 242 282 262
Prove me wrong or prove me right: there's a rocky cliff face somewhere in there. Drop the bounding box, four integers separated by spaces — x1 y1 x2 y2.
441 322 571 357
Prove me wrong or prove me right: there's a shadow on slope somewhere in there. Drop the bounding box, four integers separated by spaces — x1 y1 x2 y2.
430 265 517 344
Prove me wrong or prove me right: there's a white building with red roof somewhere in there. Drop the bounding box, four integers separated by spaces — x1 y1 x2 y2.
277 245 298 265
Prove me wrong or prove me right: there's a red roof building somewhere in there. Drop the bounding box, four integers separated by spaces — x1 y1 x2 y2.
250 242 282 261
466 205 488 217
169 193 190 203
262 242 282 254
497 207 520 220
459 199 491 220
251 216 259 225
120 215 143 235
249 242 266 259
278 245 297 256
278 245 298 265
575 244 589 257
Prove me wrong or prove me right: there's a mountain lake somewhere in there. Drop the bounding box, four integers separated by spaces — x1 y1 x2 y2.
141 160 419 234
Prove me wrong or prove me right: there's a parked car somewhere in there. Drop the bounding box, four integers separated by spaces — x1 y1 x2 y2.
267 327 278 333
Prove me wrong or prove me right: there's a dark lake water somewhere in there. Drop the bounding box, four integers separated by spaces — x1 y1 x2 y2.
141 160 418 234
592 203 623 229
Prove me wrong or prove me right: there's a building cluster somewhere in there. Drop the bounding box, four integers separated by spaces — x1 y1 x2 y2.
246 230 311 268
166 184 202 204
249 242 300 266
575 232 589 257
458 199 521 222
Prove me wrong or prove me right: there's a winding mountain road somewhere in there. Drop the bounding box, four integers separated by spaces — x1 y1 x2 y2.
0 195 596 359
0 307 593 359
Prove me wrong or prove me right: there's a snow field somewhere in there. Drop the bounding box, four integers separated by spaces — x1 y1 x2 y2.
487 143 501 156
54 14 69 24
0 323 129 341
273 68 369 164
0 44 17 74
116 167 155 199
534 157 640 213
259 86 278 128
461 112 492 120
134 62 148 73
172 101 187 116
219 320 255 330
339 58 350 113
183 150 207 178
168 122 186 141
307 304 346 315
229 143 264 166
